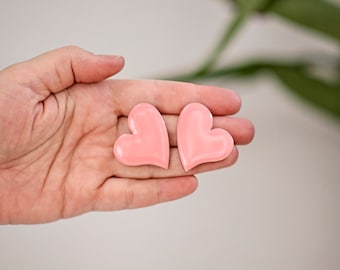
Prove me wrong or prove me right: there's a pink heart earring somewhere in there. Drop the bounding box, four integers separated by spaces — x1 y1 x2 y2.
177 103 234 172
113 102 234 171
113 103 169 169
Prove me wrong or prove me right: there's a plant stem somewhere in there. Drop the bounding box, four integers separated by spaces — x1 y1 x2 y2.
192 0 269 77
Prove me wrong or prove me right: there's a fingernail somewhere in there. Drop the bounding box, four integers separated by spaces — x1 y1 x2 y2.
97 54 124 60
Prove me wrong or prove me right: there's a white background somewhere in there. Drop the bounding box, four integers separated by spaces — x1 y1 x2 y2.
0 1 339 269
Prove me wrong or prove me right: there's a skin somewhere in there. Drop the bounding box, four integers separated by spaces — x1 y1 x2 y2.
0 46 254 224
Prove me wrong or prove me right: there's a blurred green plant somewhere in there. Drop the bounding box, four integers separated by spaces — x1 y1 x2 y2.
166 0 340 119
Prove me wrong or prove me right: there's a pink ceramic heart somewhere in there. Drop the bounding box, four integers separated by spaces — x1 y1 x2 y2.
113 103 169 169
177 103 234 172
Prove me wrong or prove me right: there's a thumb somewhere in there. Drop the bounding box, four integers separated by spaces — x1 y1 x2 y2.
9 46 125 96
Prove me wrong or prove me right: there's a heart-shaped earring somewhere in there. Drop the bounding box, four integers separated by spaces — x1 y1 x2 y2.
113 103 169 169
114 102 234 171
177 103 234 172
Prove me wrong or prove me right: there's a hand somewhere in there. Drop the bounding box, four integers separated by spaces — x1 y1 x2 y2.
0 46 254 224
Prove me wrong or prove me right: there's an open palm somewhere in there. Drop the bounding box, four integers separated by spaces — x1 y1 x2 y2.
0 47 254 224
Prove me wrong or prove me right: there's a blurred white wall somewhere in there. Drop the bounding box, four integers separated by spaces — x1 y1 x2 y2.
0 1 339 269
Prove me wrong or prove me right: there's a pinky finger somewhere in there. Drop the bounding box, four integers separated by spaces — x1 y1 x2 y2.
93 176 198 211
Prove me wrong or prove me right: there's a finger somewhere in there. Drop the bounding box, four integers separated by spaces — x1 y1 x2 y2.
93 176 198 211
168 146 239 176
8 46 125 97
112 146 238 179
117 115 254 146
213 116 255 145
110 80 241 116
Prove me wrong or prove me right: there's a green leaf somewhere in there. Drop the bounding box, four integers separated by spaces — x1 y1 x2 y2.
268 0 340 42
271 66 340 118
163 60 340 119
164 61 306 82
233 0 275 10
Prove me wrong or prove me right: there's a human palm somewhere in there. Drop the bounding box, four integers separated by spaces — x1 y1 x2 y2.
0 47 254 224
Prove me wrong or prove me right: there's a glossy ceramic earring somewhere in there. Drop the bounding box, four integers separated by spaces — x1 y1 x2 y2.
113 103 169 169
177 103 234 172
113 102 234 171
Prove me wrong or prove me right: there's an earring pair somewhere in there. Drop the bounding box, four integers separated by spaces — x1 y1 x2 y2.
113 102 234 172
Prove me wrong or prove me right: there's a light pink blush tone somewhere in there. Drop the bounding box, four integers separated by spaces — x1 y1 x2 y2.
177 103 234 172
113 103 169 169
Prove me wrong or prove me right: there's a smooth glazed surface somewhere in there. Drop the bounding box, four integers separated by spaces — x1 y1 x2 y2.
177 103 234 172
113 103 169 169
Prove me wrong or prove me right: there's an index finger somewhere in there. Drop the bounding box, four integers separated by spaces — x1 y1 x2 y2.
109 80 241 116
